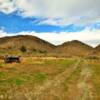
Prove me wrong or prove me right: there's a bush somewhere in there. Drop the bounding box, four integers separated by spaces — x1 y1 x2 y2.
20 46 27 52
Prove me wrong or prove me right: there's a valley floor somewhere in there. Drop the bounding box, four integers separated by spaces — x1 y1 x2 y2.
0 57 100 100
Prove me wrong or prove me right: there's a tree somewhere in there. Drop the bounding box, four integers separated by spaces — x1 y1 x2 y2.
20 46 27 52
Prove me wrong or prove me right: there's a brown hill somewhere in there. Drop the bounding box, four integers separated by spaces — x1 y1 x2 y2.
93 44 100 56
55 40 93 56
0 35 95 57
0 35 55 55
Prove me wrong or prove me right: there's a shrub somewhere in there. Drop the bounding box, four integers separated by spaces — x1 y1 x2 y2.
20 46 27 52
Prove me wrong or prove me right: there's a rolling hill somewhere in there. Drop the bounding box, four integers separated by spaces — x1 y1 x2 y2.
0 35 96 56
0 35 55 55
93 44 100 56
55 40 93 56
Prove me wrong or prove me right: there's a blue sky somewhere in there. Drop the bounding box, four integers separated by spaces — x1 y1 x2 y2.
0 0 100 46
0 11 100 33
0 11 84 33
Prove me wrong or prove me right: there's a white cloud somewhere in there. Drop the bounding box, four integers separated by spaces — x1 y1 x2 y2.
0 0 16 14
31 30 100 47
0 30 15 37
0 0 100 25
0 29 100 47
0 30 7 37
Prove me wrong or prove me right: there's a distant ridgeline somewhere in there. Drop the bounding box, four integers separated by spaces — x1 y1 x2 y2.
0 35 99 57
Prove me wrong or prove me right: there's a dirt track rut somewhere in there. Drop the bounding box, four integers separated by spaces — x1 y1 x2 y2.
34 59 81 100
33 59 95 100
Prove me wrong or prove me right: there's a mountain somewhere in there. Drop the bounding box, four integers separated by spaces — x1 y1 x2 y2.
55 40 93 56
0 35 55 55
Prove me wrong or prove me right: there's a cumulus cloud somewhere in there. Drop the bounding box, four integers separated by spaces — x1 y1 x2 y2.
0 0 100 25
0 29 100 47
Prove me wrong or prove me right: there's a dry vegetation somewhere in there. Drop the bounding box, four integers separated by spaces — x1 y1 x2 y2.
0 35 100 100
0 57 100 100
0 35 100 57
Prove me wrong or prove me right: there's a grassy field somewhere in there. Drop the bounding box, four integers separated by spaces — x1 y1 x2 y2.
0 57 100 100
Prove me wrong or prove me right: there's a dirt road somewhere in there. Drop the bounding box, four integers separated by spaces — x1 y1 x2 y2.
33 59 81 100
33 59 95 100
0 58 96 100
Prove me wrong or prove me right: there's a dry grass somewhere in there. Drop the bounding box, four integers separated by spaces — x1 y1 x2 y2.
0 57 100 100
88 59 100 100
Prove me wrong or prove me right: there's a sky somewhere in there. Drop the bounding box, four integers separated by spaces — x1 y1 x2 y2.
0 0 100 47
